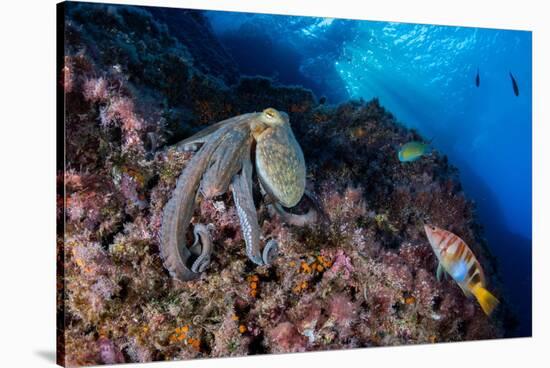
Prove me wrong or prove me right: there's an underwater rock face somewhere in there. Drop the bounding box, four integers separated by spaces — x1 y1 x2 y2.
58 3 505 366
147 7 240 85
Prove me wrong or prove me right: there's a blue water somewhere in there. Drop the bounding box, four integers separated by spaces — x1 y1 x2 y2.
205 11 532 336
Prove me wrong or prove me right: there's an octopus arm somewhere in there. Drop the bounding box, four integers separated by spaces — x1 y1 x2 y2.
200 126 252 198
160 139 221 281
230 153 264 266
172 113 257 152
270 196 318 226
187 224 213 273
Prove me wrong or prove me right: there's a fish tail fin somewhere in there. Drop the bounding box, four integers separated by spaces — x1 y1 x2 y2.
472 284 499 316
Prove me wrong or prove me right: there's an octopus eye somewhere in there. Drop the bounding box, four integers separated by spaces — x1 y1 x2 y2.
261 108 286 126
263 108 276 120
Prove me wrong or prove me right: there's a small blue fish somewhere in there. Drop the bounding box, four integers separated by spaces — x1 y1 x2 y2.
398 141 430 162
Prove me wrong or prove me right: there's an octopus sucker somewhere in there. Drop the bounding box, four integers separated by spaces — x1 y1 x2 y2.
160 108 317 281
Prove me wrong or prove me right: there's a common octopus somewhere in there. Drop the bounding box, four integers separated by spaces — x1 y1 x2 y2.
160 108 317 281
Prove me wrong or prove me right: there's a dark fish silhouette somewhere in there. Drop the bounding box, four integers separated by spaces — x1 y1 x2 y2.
510 72 519 96
475 68 480 87
319 96 327 105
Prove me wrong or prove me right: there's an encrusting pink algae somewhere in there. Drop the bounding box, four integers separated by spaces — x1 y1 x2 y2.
57 3 509 366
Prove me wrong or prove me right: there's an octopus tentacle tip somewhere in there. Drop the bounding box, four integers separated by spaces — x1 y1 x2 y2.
262 239 279 265
189 224 213 274
191 255 211 273
248 255 265 266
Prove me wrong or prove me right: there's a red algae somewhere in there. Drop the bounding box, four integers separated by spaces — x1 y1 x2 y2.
268 322 308 353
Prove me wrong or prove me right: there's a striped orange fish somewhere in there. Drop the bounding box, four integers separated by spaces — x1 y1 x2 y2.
424 225 499 316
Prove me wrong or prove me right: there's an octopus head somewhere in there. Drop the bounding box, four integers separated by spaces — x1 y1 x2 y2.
254 108 306 209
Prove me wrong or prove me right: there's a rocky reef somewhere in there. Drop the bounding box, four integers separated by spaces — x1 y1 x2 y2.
58 3 505 366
